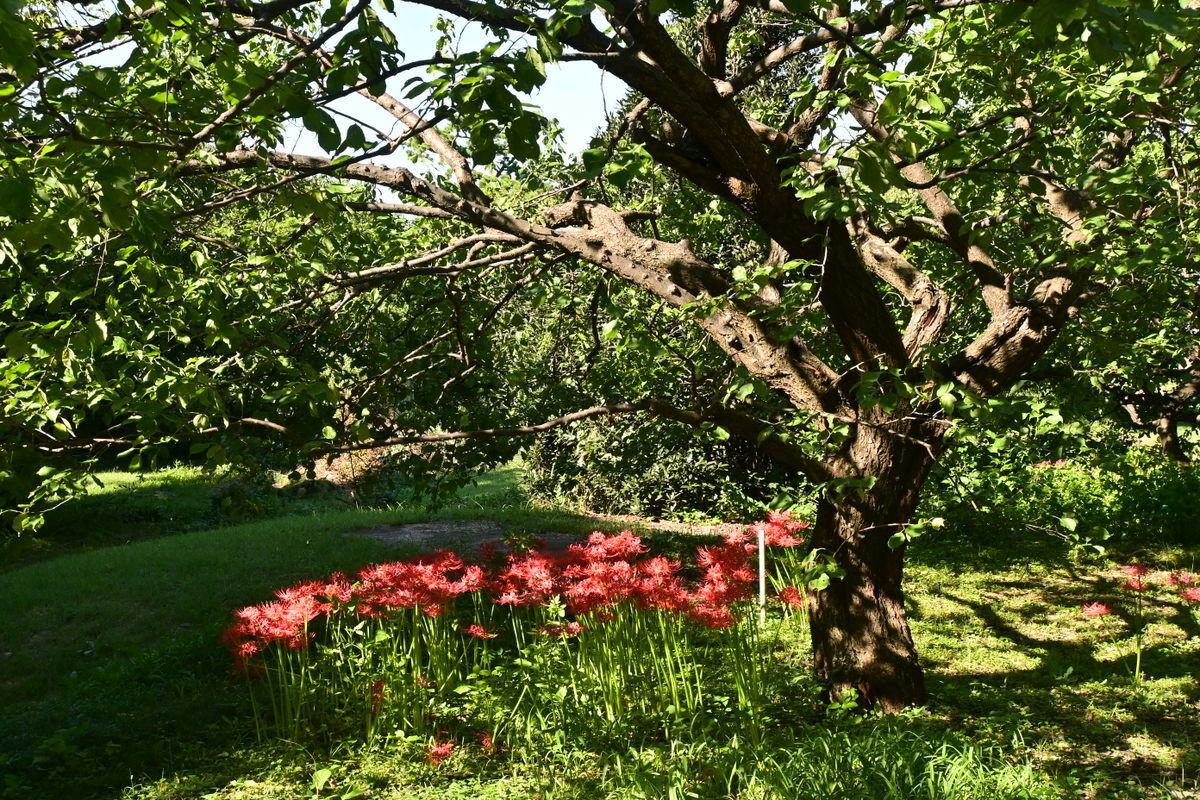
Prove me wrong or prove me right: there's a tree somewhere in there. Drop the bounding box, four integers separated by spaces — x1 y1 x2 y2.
2 0 1197 710
1096 274 1200 467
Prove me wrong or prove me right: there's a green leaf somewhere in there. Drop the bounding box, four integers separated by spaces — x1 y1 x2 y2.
303 109 342 153
88 315 108 344
1132 8 1187 35
313 768 332 793
507 114 541 162
523 47 546 79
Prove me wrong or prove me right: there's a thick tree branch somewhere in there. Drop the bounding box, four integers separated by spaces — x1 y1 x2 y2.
849 99 1013 318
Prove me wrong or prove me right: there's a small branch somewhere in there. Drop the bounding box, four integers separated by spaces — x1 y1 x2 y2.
321 401 655 453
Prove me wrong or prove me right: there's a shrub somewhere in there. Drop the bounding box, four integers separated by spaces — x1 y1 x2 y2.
522 417 808 521
922 445 1200 549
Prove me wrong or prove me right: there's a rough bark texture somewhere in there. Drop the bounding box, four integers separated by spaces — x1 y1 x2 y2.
808 426 936 711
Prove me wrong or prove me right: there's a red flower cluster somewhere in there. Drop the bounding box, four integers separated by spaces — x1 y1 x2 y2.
221 576 347 669
1164 570 1200 603
356 551 485 618
462 623 497 639
425 739 455 765
223 515 811 667
1167 571 1195 587
369 680 387 716
778 586 805 608
475 730 499 755
725 510 810 550
1080 563 1200 621
1116 562 1200 601
538 621 587 637
1033 459 1067 468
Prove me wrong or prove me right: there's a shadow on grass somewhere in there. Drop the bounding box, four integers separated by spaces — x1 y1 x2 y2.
919 582 1200 799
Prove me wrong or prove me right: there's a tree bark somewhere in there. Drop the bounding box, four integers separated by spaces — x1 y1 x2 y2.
1156 415 1193 467
807 425 936 712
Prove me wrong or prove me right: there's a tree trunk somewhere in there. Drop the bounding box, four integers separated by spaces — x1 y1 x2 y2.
807 426 935 712
1156 414 1192 467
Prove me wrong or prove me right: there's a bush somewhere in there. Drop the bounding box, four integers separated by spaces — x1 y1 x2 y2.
922 444 1200 549
522 417 805 522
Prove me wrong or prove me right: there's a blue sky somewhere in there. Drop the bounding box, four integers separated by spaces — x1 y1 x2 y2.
383 5 612 153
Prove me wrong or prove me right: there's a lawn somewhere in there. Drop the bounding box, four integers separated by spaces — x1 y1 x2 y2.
1 466 1197 799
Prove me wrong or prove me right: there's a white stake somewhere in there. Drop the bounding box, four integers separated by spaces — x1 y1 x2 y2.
758 524 767 626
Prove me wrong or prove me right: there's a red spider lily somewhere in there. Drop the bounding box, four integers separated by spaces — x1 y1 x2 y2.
584 530 648 560
764 510 810 545
562 557 640 614
539 621 586 637
1123 577 1147 592
475 730 499 755
688 604 737 629
462 623 498 639
691 542 755 615
633 574 691 614
723 529 751 547
319 573 354 603
640 554 679 578
225 639 265 673
224 511 813 671
490 551 559 606
369 680 387 715
1182 587 1200 604
222 594 328 662
778 586 804 608
696 543 756 585
1166 571 1195 587
353 551 483 616
1081 602 1112 617
425 739 455 765
731 512 808 551
275 580 330 604
1120 563 1150 578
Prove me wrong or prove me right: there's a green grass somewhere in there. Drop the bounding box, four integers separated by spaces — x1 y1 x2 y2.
2 465 333 567
1 466 1198 799
0 464 682 799
906 535 1200 799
